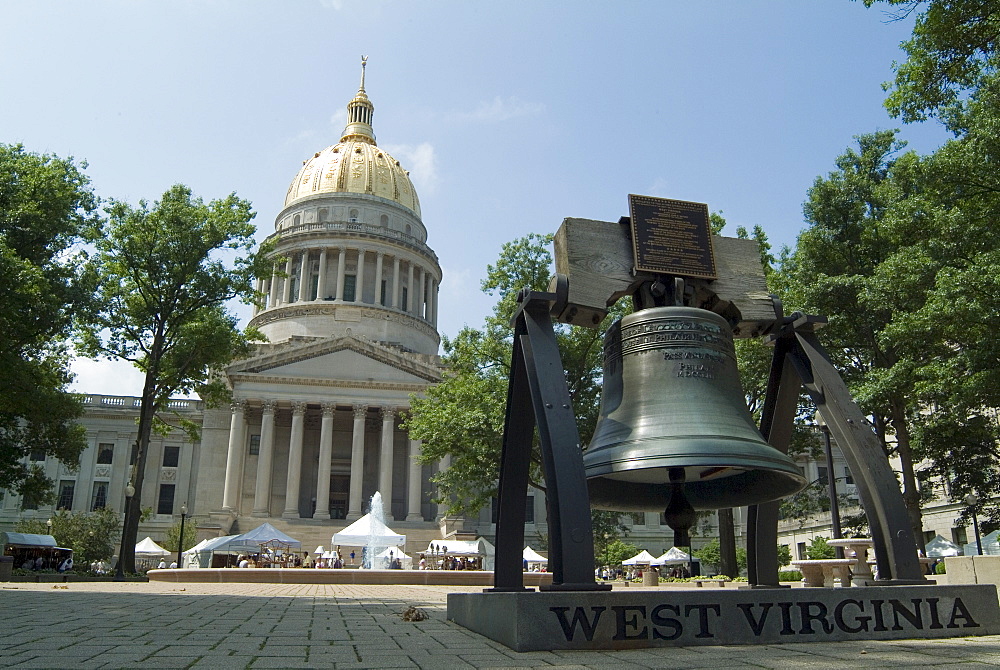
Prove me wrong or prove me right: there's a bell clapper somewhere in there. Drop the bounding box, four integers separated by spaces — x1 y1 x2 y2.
663 468 697 548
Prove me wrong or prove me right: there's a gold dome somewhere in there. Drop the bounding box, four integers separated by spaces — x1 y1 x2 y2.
284 57 421 217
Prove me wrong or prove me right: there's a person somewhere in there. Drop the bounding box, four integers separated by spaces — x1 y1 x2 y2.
58 556 73 572
238 555 250 568
34 556 44 570
333 556 343 569
169 560 178 569
157 559 167 570
419 554 427 570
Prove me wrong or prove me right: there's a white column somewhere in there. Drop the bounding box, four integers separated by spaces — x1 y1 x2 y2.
268 263 280 308
252 400 277 517
406 262 415 314
417 268 426 320
252 279 262 316
378 407 396 521
282 257 294 304
313 403 335 520
430 278 439 326
406 437 423 521
346 404 367 520
356 248 367 303
374 251 384 305
282 401 306 519
221 399 247 512
297 251 309 302
392 256 401 308
316 247 328 301
336 247 347 301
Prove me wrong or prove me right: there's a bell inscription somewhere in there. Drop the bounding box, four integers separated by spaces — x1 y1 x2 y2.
628 194 718 279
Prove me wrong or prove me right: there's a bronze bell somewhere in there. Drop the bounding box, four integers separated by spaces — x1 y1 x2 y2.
584 306 806 515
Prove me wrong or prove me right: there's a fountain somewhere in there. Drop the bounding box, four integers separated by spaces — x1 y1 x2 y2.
363 491 388 569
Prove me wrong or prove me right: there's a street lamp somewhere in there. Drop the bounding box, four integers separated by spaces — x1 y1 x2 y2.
113 482 135 582
46 518 52 534
965 493 983 556
817 412 844 559
176 503 188 568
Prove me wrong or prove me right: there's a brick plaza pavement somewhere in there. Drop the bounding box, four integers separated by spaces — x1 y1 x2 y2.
3 580 1000 669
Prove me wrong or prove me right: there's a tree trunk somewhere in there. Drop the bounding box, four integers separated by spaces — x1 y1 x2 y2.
718 508 738 578
890 397 924 549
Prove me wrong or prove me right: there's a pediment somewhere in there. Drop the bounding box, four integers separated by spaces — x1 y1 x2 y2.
227 335 441 385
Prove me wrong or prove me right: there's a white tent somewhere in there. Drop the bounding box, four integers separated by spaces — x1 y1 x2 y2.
332 513 406 547
622 549 658 565
184 534 240 568
963 530 1000 556
134 537 171 557
523 546 548 564
376 547 413 569
655 547 692 565
925 535 961 557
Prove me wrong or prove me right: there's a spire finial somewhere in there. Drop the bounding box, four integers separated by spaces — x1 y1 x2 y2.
360 55 368 92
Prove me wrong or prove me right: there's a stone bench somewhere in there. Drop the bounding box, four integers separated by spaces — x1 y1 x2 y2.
790 559 855 587
693 578 727 587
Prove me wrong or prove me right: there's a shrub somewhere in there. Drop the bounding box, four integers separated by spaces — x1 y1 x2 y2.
779 570 803 581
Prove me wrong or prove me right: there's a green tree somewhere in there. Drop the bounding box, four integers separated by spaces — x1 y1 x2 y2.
15 507 121 565
805 536 837 560
77 184 269 573
592 510 631 568
602 539 640 568
863 0 1000 126
0 144 98 503
164 518 198 558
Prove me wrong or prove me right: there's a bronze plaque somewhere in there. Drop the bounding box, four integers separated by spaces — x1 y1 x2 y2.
628 195 717 279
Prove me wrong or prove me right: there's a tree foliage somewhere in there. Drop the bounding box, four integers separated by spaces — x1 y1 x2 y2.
15 507 121 564
600 539 640 568
76 184 269 573
163 518 198 557
805 536 837 560
0 144 96 502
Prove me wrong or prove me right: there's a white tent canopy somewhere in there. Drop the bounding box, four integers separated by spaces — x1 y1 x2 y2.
376 547 413 569
964 530 1000 556
523 546 548 563
655 547 692 565
925 535 961 557
332 513 406 547
425 538 496 570
622 549 658 565
134 537 171 557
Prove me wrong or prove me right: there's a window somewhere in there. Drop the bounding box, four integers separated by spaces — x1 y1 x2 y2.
844 467 854 485
952 527 968 547
129 445 137 465
248 434 260 456
380 214 388 227
318 208 328 222
162 446 180 468
97 443 114 464
817 466 829 487
923 530 937 546
91 482 108 511
401 286 408 311
29 449 46 462
349 208 359 223
343 274 357 302
57 480 75 510
631 512 645 525
157 484 175 515
796 542 807 560
380 280 387 306
405 224 412 235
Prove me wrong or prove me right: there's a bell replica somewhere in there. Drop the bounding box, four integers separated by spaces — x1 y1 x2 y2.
584 305 806 538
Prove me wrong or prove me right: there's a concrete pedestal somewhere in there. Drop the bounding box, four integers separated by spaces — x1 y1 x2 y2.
448 584 1000 651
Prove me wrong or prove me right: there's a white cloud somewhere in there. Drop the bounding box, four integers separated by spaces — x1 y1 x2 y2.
70 357 146 397
456 96 545 123
383 142 438 195
329 108 348 132
646 177 672 197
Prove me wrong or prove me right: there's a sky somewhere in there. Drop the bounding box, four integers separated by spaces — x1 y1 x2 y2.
1 0 952 397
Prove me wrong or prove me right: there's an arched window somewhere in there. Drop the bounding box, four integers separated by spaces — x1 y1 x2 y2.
318 208 328 222
349 208 359 223
293 214 301 226
405 224 412 235
380 214 388 227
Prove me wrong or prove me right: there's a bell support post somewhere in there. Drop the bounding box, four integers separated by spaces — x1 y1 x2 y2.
748 311 924 586
490 290 609 592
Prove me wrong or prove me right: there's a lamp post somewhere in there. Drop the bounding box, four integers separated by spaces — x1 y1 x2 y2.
817 412 844 559
965 493 983 556
46 518 52 534
113 482 135 582
176 503 188 568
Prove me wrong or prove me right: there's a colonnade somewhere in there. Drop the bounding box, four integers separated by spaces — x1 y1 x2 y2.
253 246 439 327
221 399 426 522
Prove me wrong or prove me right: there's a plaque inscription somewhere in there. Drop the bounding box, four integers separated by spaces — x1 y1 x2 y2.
628 195 718 279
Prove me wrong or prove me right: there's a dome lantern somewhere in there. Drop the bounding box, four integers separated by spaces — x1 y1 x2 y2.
340 55 376 144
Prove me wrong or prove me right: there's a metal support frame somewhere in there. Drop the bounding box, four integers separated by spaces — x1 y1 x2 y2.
748 312 925 586
490 291 610 592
